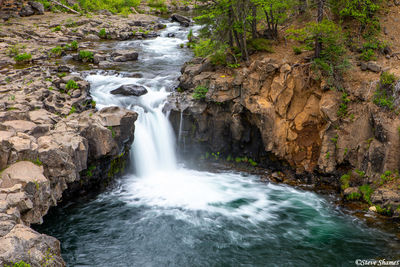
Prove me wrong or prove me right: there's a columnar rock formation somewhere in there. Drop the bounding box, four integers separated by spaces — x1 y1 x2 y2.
167 56 400 217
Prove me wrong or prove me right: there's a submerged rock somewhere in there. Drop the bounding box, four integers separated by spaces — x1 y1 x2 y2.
110 84 148 96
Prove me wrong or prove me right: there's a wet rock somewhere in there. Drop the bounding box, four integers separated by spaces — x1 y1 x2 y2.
167 33 175 38
111 50 139 62
171 14 191 27
110 84 148 97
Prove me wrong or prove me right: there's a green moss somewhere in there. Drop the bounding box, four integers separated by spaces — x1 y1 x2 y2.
32 157 42 166
376 205 392 216
340 174 350 190
108 152 126 178
68 106 77 115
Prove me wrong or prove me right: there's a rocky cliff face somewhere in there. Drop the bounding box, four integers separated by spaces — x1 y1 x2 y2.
0 65 137 266
167 56 400 217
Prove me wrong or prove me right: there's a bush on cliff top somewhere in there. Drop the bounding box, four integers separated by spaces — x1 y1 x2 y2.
77 0 140 13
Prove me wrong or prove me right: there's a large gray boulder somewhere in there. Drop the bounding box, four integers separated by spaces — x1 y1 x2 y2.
110 84 148 96
29 1 45 15
171 14 191 27
111 50 138 62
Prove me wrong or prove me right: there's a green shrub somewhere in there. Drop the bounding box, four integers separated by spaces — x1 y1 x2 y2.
293 46 302 55
380 71 397 86
346 192 361 201
98 28 107 38
337 92 351 117
5 261 31 267
359 184 373 205
287 20 349 89
147 0 166 8
79 50 94 61
52 25 61 32
340 174 350 190
192 85 208 100
70 40 79 50
69 105 77 115
373 72 397 110
14 53 32 62
247 38 273 52
376 205 392 216
7 44 26 56
66 79 79 90
50 46 63 56
77 0 140 13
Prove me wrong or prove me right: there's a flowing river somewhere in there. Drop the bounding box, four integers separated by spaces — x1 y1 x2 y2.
35 21 399 266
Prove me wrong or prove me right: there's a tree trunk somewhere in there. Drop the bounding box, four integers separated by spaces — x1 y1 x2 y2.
251 4 257 39
299 0 307 14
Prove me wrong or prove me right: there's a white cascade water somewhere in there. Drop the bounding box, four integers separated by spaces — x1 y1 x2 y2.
87 21 337 223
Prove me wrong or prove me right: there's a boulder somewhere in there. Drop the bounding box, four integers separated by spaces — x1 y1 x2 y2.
19 5 35 17
171 14 191 27
29 1 45 15
110 84 148 96
111 50 138 62
367 61 381 73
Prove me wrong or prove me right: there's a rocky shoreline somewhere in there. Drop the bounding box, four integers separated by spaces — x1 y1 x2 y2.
0 10 168 266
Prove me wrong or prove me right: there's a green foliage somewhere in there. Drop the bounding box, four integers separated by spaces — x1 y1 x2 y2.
86 165 96 177
331 0 381 36
79 50 94 61
14 53 32 62
192 39 228 65
77 0 139 13
5 261 31 267
147 0 166 8
32 157 42 166
360 39 384 61
337 92 351 117
52 25 61 32
192 85 208 100
98 28 107 38
376 205 392 216
373 72 397 110
57 72 67 78
359 184 373 205
66 80 79 90
70 40 79 50
108 126 116 138
293 46 302 55
379 170 396 185
287 20 348 88
346 192 361 201
69 106 77 115
50 46 63 56
380 71 397 86
340 174 350 190
247 38 273 52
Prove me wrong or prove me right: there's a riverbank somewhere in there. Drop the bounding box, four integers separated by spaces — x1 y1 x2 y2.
0 10 166 266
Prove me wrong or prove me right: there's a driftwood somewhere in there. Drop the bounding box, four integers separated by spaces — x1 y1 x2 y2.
131 7 139 14
50 0 80 14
